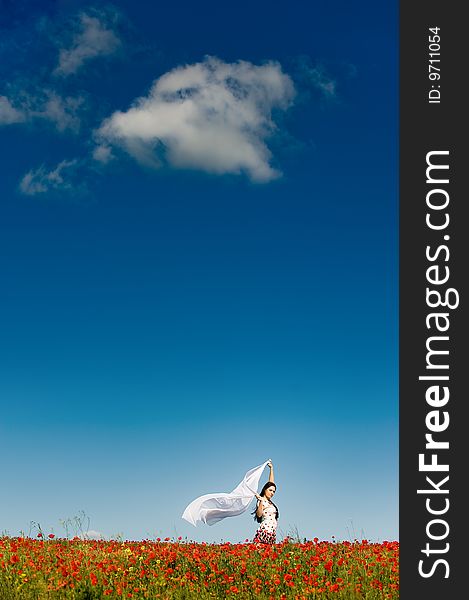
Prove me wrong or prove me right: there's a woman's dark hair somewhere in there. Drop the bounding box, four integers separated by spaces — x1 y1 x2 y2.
251 482 279 523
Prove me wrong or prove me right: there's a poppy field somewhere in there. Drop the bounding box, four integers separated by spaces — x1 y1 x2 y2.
0 535 399 599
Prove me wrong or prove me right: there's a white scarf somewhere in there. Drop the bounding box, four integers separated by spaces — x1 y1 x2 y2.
182 459 270 526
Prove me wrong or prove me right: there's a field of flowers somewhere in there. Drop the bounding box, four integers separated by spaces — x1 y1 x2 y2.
0 535 399 599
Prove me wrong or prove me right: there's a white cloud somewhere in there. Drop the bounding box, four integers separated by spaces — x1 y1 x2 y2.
54 12 121 77
19 159 78 195
0 96 26 125
35 91 84 132
296 58 337 99
0 90 84 132
92 143 114 163
306 67 336 98
81 530 104 540
96 56 295 182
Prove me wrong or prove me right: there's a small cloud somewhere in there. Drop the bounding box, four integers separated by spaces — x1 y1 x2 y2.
0 90 84 132
19 159 79 195
96 56 295 182
54 11 121 77
0 95 26 125
35 91 84 132
307 68 336 98
81 530 104 540
92 143 114 164
295 57 338 99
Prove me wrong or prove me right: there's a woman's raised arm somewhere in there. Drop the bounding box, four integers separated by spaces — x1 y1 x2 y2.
267 461 274 483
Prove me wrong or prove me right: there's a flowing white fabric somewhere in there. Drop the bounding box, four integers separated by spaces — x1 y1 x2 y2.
182 459 270 526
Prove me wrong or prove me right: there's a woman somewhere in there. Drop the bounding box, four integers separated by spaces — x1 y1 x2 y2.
252 461 279 545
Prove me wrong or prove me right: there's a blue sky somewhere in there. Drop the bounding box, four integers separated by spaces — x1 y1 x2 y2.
0 0 398 543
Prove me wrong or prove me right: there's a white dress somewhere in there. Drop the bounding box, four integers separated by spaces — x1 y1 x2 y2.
253 497 277 544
